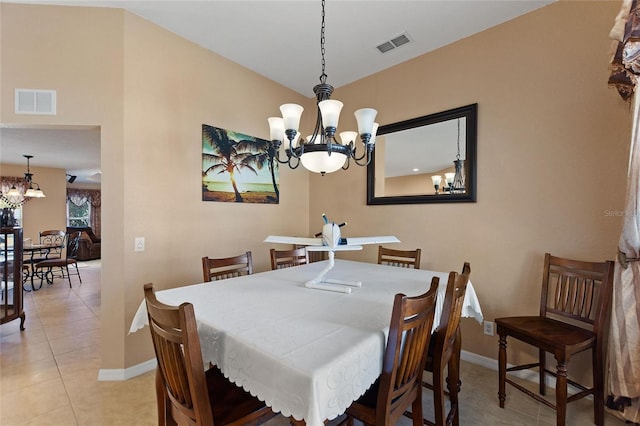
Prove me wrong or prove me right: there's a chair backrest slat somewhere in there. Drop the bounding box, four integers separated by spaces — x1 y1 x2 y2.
376 277 438 425
541 253 614 329
378 246 421 269
202 251 253 282
270 247 309 270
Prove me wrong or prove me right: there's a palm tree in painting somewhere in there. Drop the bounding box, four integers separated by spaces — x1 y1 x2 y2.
236 138 279 203
203 125 256 202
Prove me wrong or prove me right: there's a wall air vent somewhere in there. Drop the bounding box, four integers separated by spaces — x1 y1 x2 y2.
376 32 412 54
15 89 57 115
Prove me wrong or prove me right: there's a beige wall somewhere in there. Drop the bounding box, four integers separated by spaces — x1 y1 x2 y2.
0 164 67 240
309 0 630 379
120 11 311 367
1 2 311 369
1 1 632 381
1 2 127 368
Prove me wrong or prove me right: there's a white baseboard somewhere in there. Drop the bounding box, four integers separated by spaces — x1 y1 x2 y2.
97 358 156 381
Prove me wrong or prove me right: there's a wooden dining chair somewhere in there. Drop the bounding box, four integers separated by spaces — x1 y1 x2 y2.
143 283 277 426
33 231 82 288
270 247 308 270
420 262 471 426
202 251 253 282
344 278 439 426
377 246 422 269
495 253 614 426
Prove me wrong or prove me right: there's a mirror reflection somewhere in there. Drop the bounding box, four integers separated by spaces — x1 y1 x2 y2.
367 104 477 205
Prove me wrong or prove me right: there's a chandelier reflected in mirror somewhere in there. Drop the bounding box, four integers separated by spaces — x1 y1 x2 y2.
268 0 379 175
0 154 46 207
431 118 465 195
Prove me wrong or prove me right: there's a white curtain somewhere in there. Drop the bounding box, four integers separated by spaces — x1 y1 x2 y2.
607 1 640 422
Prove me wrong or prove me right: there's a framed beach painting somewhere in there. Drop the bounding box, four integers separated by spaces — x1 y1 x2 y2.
202 124 280 204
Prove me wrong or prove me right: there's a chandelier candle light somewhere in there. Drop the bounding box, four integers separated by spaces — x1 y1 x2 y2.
268 0 379 175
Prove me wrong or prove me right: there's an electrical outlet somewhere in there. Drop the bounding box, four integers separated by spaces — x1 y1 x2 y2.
134 237 145 252
483 320 494 336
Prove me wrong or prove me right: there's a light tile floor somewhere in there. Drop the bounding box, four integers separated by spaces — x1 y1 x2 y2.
0 261 631 425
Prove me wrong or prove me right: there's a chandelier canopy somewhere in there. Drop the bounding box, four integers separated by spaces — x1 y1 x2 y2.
0 155 46 208
268 0 378 175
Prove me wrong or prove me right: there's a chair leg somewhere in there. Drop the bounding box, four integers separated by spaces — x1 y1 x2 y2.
447 355 460 426
447 326 462 426
65 265 72 288
539 349 546 395
75 263 82 283
592 345 605 426
412 388 424 426
433 361 447 426
498 334 507 408
555 359 568 426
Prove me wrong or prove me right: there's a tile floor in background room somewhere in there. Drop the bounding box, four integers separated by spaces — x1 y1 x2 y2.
0 260 630 425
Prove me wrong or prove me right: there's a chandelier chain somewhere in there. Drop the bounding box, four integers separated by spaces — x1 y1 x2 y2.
456 118 461 160
319 0 327 84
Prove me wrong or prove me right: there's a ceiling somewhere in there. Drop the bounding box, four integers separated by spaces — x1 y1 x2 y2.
1 0 554 180
0 125 101 184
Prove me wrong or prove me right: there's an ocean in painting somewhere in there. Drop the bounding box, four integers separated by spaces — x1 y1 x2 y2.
202 181 276 194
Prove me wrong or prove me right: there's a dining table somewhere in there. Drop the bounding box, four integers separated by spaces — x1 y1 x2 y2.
129 259 483 426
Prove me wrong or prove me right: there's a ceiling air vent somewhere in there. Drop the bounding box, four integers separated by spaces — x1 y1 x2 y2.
376 32 412 54
376 41 395 54
15 89 57 115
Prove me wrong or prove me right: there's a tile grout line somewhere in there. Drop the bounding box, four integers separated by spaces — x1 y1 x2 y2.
32 275 91 426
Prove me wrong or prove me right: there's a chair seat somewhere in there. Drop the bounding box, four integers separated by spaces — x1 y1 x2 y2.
496 316 596 357
35 258 77 268
206 366 272 425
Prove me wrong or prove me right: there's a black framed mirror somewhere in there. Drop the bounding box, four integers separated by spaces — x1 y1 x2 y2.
367 103 477 205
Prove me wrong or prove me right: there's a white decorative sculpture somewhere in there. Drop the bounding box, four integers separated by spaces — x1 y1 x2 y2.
264 214 399 293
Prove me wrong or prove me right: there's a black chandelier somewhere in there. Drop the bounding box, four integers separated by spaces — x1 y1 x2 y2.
0 155 46 207
268 0 378 175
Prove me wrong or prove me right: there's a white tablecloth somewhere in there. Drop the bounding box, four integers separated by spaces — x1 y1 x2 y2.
129 259 482 425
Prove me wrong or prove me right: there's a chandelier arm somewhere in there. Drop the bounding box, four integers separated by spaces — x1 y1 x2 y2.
351 148 366 162
353 149 373 167
288 155 301 169
342 156 351 170
273 149 291 164
283 130 304 159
